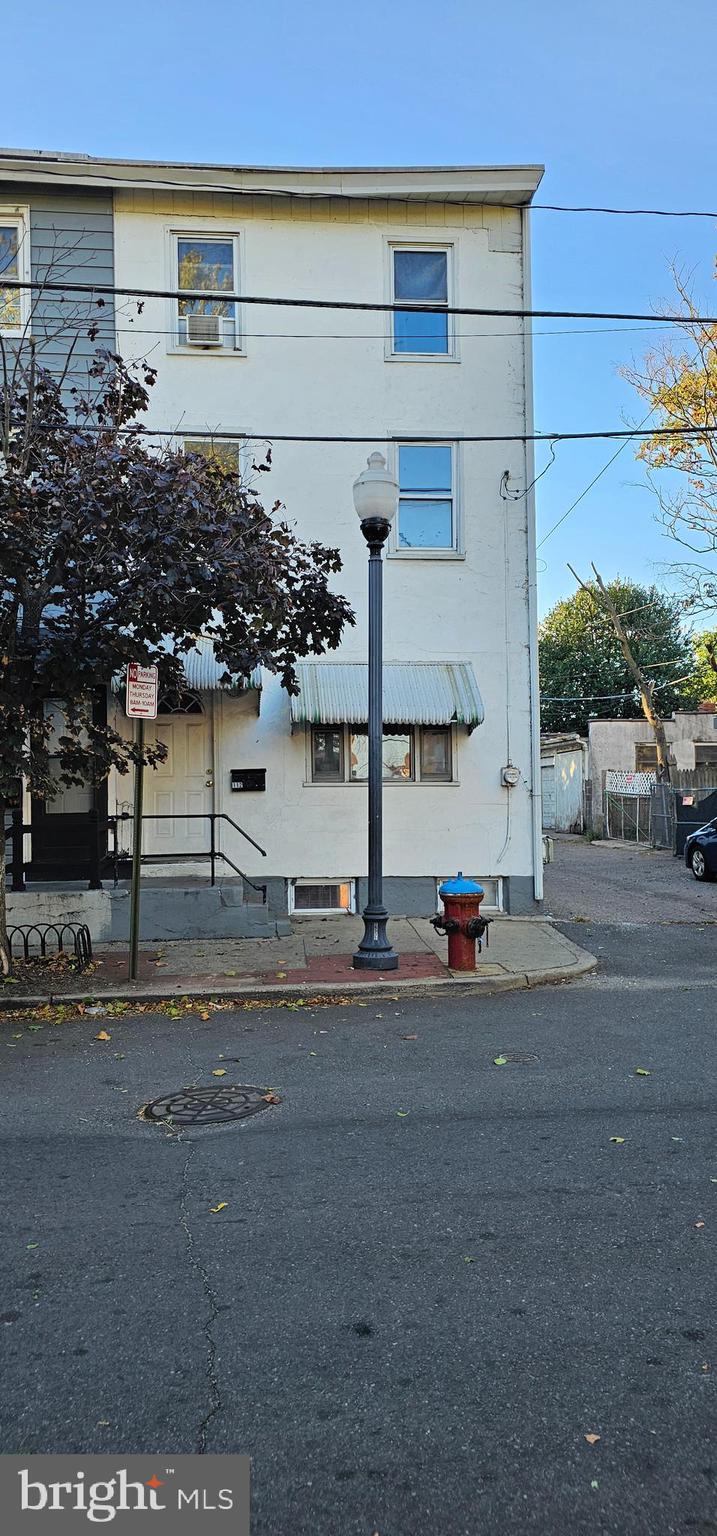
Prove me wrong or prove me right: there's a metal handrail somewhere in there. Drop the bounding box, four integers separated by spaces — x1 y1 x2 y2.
5 809 268 901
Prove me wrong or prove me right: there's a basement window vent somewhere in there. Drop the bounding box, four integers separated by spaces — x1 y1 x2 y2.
290 880 356 914
436 876 503 913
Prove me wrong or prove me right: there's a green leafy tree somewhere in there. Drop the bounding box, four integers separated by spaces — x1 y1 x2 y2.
540 577 695 737
0 347 354 972
679 627 717 707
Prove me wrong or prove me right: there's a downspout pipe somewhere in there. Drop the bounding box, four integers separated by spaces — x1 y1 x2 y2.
521 205 544 902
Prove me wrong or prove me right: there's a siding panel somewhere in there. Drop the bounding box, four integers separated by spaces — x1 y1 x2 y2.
0 184 115 401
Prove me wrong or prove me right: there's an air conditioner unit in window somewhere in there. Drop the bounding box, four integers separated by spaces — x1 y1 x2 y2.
186 312 223 346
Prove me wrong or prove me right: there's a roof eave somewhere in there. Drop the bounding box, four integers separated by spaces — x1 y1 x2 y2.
0 150 544 204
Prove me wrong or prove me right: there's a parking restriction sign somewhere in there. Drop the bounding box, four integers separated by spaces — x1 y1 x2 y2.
125 663 159 719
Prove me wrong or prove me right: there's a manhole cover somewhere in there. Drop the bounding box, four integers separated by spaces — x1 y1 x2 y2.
140 1084 281 1126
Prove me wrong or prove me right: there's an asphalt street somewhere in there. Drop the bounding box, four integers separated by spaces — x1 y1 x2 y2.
1 863 716 1533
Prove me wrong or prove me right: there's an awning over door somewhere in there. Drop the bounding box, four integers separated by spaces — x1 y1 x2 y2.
111 637 262 696
178 638 262 694
290 662 484 732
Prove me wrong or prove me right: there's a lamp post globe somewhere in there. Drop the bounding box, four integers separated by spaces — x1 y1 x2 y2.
352 452 400 972
353 451 399 527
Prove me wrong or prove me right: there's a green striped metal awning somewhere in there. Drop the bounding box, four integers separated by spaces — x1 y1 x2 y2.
290 662 484 732
111 638 261 694
178 639 262 693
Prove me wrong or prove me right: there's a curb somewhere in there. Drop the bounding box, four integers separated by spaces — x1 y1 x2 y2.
0 949 597 1012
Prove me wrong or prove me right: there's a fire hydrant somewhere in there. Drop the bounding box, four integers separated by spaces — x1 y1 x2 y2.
430 872 491 971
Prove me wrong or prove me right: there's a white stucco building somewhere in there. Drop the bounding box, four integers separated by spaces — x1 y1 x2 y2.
1 151 545 932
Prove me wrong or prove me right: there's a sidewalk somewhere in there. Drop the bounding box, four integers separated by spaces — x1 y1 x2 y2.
0 915 596 1008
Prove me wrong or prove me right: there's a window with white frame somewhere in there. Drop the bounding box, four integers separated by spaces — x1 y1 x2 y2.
310 725 453 784
395 442 457 552
0 215 28 333
175 235 240 350
184 437 243 475
391 246 451 355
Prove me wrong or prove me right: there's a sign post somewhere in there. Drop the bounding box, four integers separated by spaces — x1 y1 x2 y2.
125 665 158 981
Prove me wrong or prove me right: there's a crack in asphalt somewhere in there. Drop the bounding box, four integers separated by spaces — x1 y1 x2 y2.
178 1141 222 1453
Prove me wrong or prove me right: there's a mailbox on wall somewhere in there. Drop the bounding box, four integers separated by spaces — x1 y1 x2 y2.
230 768 266 792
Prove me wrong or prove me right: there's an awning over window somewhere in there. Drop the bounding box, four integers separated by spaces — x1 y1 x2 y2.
290 662 484 732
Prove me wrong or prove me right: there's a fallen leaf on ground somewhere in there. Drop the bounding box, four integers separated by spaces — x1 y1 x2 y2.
26 1243 39 1250
97 1420 110 1427
609 1137 626 1145
695 1220 705 1229
584 1433 601 1446
464 1256 475 1264
199 1011 210 1020
212 1068 227 1077
590 1480 599 1489
276 972 287 979
401 1034 418 1041
493 1055 508 1066
94 1030 111 1042
309 1050 317 1056
396 1110 409 1118
635 1068 652 1077
263 1092 282 1105
210 1202 228 1214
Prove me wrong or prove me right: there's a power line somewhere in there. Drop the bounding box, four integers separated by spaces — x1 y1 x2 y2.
5 275 717 326
20 422 717 447
4 161 717 218
537 416 652 548
531 203 717 219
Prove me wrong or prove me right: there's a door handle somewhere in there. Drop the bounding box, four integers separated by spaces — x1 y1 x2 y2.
205 776 214 788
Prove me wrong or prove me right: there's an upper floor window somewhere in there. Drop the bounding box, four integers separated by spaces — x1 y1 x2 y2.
175 234 240 351
184 436 242 475
395 442 457 553
391 246 451 356
0 215 28 333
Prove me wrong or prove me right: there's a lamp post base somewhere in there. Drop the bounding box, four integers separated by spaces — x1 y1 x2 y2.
352 905 399 971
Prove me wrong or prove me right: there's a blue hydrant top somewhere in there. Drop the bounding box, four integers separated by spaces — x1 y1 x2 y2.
438 872 484 896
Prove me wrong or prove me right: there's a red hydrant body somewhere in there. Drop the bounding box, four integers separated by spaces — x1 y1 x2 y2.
431 873 489 971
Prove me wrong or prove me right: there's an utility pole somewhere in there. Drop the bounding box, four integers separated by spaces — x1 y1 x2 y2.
568 563 672 782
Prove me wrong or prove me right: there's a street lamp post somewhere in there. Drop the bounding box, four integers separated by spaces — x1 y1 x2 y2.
352 452 400 972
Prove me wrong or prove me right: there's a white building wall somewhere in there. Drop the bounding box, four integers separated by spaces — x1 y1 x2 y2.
110 190 539 912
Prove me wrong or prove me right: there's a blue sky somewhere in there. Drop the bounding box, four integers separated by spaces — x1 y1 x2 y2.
5 0 715 615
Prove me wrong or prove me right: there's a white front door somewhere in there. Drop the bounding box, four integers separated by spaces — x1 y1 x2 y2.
143 711 213 860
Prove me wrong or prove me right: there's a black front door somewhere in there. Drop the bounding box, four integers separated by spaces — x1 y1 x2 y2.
28 692 109 882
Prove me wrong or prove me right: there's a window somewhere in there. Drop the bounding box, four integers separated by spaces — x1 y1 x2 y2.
291 880 356 914
635 743 658 771
184 437 242 475
421 727 453 781
695 743 717 766
395 443 456 552
391 247 450 355
0 215 28 333
349 729 413 781
312 728 344 782
175 235 239 350
309 725 453 784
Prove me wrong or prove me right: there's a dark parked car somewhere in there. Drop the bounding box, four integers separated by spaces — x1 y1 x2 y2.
684 818 717 881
